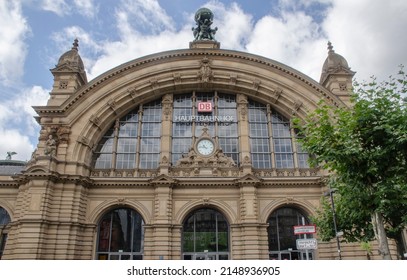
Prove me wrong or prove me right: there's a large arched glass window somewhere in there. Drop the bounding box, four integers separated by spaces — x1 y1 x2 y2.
248 100 309 169
96 208 144 260
182 208 229 260
0 207 11 260
172 92 239 165
93 100 162 170
267 207 314 260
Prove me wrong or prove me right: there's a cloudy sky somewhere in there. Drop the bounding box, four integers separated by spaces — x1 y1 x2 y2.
1 0 406 161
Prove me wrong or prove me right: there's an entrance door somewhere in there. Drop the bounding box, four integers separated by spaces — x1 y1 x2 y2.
269 250 311 260
267 207 315 260
182 208 230 260
183 252 229 260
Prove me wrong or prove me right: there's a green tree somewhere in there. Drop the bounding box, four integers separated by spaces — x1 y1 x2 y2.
294 66 407 259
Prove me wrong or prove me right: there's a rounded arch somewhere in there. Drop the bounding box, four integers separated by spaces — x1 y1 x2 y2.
88 199 152 225
260 198 317 224
94 206 145 260
175 198 237 225
51 49 345 164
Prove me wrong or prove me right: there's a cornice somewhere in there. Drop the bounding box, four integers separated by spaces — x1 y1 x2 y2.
33 49 339 116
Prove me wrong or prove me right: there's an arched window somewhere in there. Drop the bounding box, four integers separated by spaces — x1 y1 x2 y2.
96 208 144 260
267 207 314 260
0 207 11 260
172 92 239 165
182 208 229 260
93 100 162 170
248 100 309 169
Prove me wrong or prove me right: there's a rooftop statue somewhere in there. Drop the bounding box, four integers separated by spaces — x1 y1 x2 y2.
192 8 218 41
6 151 17 160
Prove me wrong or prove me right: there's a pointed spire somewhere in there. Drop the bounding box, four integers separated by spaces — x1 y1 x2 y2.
72 38 79 51
327 41 334 54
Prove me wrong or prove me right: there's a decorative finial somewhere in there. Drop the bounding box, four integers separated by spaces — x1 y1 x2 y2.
327 41 334 53
192 8 218 41
72 38 79 50
6 151 17 160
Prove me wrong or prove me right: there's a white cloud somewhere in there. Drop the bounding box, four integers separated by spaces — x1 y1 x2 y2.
41 0 70 16
322 0 407 82
116 0 175 34
41 0 98 18
73 0 98 18
0 1 30 86
0 128 35 161
205 2 253 50
0 86 49 160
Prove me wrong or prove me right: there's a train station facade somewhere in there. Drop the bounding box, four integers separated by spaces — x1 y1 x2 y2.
0 9 402 260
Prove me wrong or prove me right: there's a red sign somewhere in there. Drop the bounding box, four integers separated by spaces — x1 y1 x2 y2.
197 102 213 112
293 225 316 235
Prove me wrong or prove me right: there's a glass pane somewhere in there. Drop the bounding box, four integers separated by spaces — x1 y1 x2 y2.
116 153 136 169
97 208 144 258
182 208 229 254
218 94 236 108
141 123 160 137
173 122 193 137
132 213 143 253
96 137 114 153
0 208 11 225
272 122 291 138
98 216 111 252
183 254 193 260
119 122 138 137
250 138 270 153
174 94 192 107
94 153 112 169
117 138 137 153
139 154 159 169
218 123 237 137
268 208 311 252
98 254 108 260
275 154 294 168
252 154 272 169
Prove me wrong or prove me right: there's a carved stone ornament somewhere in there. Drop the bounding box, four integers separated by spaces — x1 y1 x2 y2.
198 57 213 83
175 127 236 169
291 100 303 115
44 134 57 156
162 94 173 121
57 126 70 144
270 88 282 104
237 94 248 121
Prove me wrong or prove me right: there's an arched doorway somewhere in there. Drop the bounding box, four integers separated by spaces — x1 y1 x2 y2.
96 207 144 260
267 207 314 260
0 207 11 260
182 208 229 260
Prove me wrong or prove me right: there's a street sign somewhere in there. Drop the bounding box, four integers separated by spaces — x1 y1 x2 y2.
293 224 316 235
296 238 318 250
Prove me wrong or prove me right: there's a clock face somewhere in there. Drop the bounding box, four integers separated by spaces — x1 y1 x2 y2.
196 139 215 156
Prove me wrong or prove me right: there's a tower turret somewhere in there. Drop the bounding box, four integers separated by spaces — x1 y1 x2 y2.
320 42 355 106
48 39 88 106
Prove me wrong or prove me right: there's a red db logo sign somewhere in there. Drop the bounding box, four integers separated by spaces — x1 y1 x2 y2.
197 102 213 112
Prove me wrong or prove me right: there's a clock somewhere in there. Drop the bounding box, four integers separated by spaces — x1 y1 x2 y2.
196 139 215 156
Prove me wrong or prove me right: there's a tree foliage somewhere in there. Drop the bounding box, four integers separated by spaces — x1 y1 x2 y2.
294 66 407 259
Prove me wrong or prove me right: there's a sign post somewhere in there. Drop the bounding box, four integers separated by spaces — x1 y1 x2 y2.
293 225 316 235
294 223 316 260
296 238 318 250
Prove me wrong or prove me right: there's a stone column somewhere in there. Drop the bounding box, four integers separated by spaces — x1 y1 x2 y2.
145 176 175 259
233 175 269 259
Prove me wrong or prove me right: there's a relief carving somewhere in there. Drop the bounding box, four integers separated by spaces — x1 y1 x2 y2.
198 57 213 83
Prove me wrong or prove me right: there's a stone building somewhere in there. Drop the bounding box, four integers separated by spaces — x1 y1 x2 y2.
0 8 403 260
